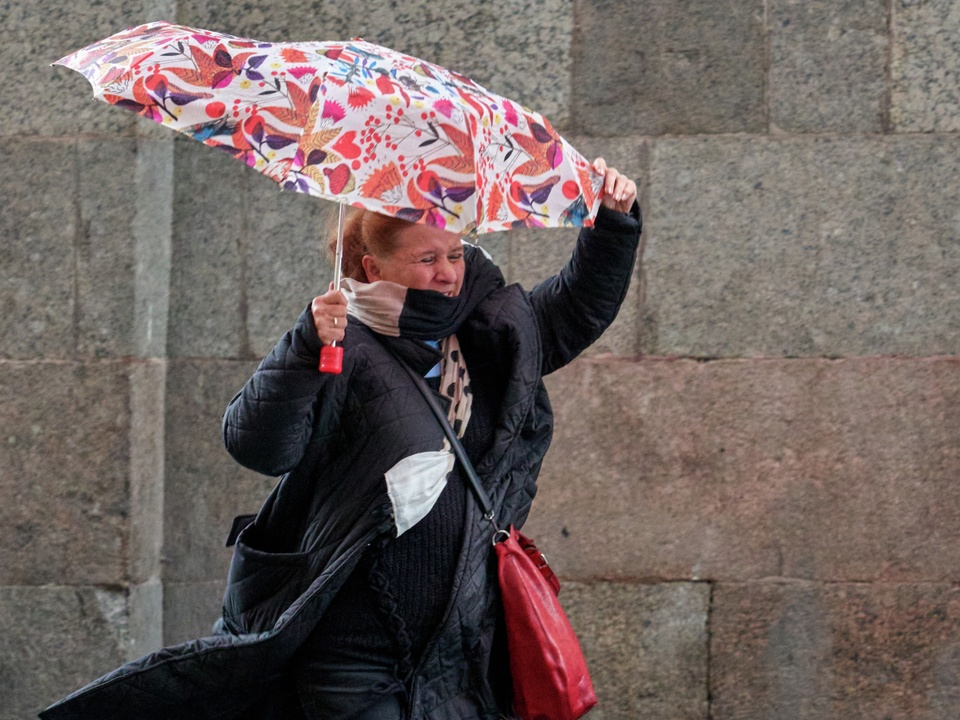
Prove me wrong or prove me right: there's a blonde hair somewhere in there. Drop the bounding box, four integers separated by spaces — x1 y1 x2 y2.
327 208 421 282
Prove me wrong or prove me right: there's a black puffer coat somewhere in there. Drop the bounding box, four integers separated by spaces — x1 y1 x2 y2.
38 204 640 720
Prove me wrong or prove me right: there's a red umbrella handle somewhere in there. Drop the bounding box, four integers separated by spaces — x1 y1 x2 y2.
319 344 343 373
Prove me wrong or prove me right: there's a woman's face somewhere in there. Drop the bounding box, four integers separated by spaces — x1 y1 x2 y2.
362 224 465 296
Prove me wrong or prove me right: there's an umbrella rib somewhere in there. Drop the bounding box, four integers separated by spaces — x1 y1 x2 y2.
430 198 461 220
153 96 179 122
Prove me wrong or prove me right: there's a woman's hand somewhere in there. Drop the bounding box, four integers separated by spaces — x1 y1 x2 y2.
311 287 348 346
593 157 637 214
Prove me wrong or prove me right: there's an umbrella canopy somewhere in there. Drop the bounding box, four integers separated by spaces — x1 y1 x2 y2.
54 20 602 236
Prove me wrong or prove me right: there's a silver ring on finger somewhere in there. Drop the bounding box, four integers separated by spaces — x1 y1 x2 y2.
333 317 338 327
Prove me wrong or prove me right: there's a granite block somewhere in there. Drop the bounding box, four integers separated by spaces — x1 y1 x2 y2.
711 582 960 720
0 583 160 720
129 361 166 583
3 0 177 137
0 140 77 360
507 225 578 300
163 580 227 646
572 0 766 136
892 0 960 132
76 139 138 358
3 137 171 362
243 174 336 359
562 581 709 720
447 0 574 129
770 0 889 133
132 138 175 359
644 136 960 358
168 139 249 358
174 0 331 39
323 0 573 124
128 577 164 659
177 0 573 127
0 361 134 585
169 139 332 361
163 359 275 582
475 234 510 274
525 356 960 583
509 222 641 359
508 136 647 357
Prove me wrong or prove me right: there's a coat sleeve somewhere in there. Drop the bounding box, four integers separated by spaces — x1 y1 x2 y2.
529 202 642 375
222 304 341 477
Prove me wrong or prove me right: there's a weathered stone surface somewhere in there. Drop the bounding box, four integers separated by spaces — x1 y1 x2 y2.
0 361 134 585
473 234 509 274
2 0 177 137
129 361 166 583
163 359 275 582
644 136 960 357
168 139 249 358
0 140 77 360
572 0 766 135
506 218 642 359
128 578 164 659
770 0 888 133
892 0 960 132
168 141 336 360
711 582 960 720
562 581 709 720
177 0 573 127
131 139 174 360
6 4 960 720
508 137 647 358
525 356 960 583
76 139 138 358
243 175 336 359
339 0 575 128
163 580 226 645
0 583 160 720
2 138 172 362
508 225 577 297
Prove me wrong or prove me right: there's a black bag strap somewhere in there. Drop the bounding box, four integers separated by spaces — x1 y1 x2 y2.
389 350 498 525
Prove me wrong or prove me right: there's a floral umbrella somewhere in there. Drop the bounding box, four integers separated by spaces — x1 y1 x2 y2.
54 20 603 237
55 21 605 372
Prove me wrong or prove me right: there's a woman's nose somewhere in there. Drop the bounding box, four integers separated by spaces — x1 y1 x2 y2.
435 259 457 282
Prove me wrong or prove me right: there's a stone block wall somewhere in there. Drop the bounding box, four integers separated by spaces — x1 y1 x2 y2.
2 1 957 718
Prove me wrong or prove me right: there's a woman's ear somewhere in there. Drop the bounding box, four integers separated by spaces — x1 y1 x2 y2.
361 254 381 282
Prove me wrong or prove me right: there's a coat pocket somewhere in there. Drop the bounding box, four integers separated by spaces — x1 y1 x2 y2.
222 523 313 635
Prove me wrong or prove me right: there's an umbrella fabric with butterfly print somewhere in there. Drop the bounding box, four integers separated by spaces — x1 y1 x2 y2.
54 20 603 236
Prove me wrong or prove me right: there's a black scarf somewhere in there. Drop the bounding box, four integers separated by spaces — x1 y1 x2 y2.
341 244 504 442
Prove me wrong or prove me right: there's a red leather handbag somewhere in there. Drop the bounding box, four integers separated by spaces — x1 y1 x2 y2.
394 354 597 720
495 526 597 720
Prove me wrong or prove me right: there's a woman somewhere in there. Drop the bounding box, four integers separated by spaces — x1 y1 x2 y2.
39 159 638 720
221 157 639 719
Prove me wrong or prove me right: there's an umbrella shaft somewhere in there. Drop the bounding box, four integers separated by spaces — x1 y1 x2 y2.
328 201 346 351
332 202 345 292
